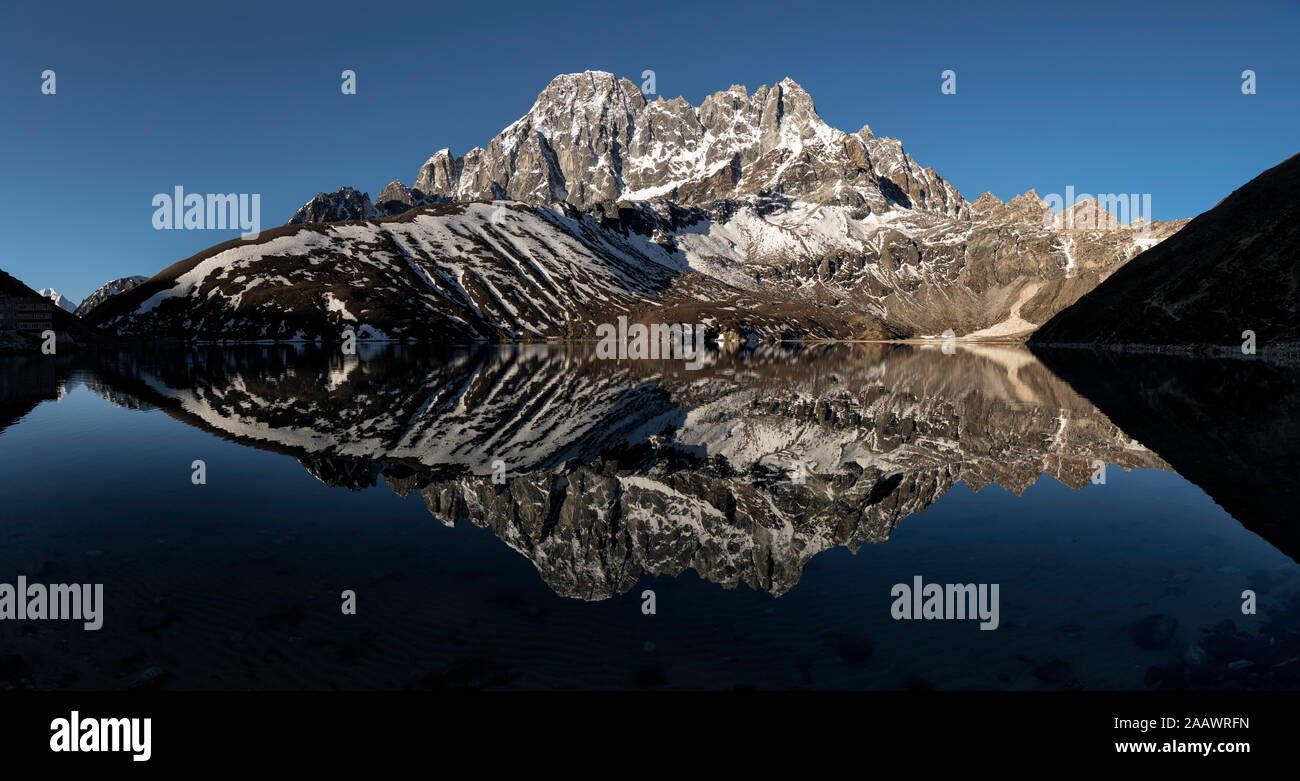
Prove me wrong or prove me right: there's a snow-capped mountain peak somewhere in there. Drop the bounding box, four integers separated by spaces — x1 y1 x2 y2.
109 70 1189 346
392 70 968 216
74 276 149 318
37 288 78 313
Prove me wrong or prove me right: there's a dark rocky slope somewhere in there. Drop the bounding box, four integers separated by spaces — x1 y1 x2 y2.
0 268 107 352
1032 153 1300 350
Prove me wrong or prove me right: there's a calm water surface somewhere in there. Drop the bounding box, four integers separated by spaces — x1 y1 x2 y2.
1 343 1296 690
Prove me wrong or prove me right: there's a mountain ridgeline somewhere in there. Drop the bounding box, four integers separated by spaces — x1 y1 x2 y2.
75 276 149 318
87 71 1185 344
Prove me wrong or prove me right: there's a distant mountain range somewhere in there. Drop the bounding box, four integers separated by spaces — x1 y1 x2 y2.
86 71 1185 344
37 288 77 313
17 278 149 323
0 270 104 351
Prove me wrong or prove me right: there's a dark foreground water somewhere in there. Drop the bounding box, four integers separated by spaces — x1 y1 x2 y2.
1 343 1297 690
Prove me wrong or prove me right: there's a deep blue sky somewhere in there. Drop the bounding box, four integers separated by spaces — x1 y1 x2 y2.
1 0 1296 301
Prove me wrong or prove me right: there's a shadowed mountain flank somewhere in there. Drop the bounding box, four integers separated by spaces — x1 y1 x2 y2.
1032 153 1300 350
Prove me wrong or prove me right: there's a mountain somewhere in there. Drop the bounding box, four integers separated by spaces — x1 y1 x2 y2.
0 269 104 352
288 184 443 226
37 288 78 313
96 71 1185 343
289 187 379 225
89 203 747 342
1031 153 1300 351
75 275 149 317
403 72 970 213
297 73 969 220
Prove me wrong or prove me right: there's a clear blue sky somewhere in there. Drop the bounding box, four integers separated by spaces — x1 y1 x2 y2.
1 0 1296 301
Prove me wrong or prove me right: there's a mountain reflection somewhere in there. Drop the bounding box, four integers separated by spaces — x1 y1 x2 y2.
2 342 1199 600
1033 346 1300 564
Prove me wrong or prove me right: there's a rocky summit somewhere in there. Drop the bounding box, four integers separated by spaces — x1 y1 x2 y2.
96 71 1187 343
74 275 149 318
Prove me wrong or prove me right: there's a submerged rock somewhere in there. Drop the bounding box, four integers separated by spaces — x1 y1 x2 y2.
1132 614 1178 649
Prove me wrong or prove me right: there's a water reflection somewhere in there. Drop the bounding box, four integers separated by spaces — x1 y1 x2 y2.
4 343 1299 691
18 343 1182 599
1033 347 1300 562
